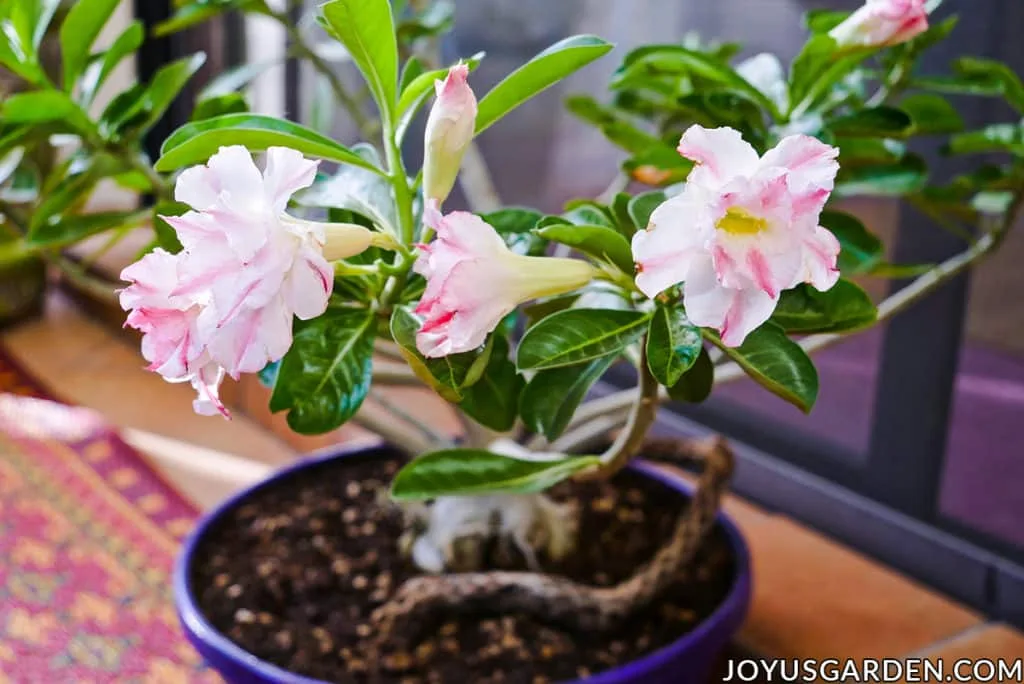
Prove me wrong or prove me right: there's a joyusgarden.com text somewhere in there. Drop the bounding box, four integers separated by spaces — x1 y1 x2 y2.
723 658 1024 682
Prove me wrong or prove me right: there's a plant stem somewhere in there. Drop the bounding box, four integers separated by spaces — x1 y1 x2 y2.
368 390 454 450
354 400 447 456
578 342 660 479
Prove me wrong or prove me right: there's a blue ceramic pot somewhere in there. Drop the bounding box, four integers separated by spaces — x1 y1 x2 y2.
174 444 751 684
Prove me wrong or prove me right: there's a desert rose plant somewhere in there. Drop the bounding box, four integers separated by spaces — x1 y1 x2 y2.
22 0 1022 667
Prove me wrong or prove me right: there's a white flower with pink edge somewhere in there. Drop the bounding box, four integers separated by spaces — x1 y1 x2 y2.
632 125 842 347
414 206 596 358
120 145 372 418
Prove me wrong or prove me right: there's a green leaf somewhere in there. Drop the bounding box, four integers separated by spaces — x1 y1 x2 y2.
789 35 867 115
481 207 546 256
476 35 613 135
771 280 877 334
156 114 382 173
154 3 221 36
152 201 187 254
79 21 145 106
522 293 581 328
623 148 693 187
519 356 615 441
562 201 616 229
60 0 121 91
899 93 964 134
191 93 249 121
298 160 397 236
710 323 819 413
458 336 524 432
952 57 1024 113
320 0 399 120
28 210 147 248
616 45 780 117
391 449 600 500
517 308 650 371
819 210 884 274
30 154 122 228
627 191 666 231
805 9 849 33
827 106 913 138
867 261 934 278
130 53 208 135
835 154 928 197
836 137 906 167
390 307 492 402
665 346 714 403
945 123 1024 156
1 91 96 137
269 307 376 434
646 306 701 387
535 223 634 273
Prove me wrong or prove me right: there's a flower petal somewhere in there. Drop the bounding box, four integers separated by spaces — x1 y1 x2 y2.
683 258 777 347
800 224 842 292
205 145 266 215
678 125 760 189
632 190 713 297
285 245 332 320
759 135 839 218
191 363 230 418
263 147 319 215
174 164 220 211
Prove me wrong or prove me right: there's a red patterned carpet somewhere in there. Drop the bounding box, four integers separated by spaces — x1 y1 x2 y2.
0 349 221 683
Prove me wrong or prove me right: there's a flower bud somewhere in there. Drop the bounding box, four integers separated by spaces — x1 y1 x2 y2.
829 0 928 49
423 63 477 206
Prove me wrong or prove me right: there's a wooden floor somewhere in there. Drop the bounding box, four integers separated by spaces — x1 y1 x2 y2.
3 292 1022 666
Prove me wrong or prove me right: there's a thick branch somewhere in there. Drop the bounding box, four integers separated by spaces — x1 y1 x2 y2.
354 399 451 456
370 436 734 645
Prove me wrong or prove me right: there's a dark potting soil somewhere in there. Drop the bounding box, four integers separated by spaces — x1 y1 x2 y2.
191 455 736 683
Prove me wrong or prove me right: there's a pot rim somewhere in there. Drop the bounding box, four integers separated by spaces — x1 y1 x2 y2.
174 442 752 684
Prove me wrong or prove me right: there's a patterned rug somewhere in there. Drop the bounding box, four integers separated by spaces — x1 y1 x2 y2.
0 348 221 683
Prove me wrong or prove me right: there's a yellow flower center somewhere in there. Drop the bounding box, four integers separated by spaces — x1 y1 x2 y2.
716 207 769 236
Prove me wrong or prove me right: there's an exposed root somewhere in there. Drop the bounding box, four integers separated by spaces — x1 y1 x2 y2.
369 436 734 647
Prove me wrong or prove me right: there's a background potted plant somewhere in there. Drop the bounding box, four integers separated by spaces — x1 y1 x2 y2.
4 0 1024 681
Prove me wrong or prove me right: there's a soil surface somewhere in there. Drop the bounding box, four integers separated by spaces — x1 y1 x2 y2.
192 454 736 683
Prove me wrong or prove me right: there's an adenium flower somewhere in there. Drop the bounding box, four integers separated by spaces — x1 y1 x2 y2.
829 0 929 48
414 206 596 358
632 125 841 347
120 145 378 417
423 63 477 206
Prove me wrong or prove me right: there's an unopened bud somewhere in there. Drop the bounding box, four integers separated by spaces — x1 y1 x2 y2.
422 63 477 206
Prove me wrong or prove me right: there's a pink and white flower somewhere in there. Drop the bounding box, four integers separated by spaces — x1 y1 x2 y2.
829 0 929 48
121 145 375 417
423 63 477 206
632 125 841 347
414 206 596 357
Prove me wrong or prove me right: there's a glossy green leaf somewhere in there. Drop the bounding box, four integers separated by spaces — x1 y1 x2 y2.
481 207 546 256
321 0 398 119
646 306 701 387
60 0 121 90
665 346 713 403
827 106 913 138
520 356 615 441
269 307 376 434
155 4 221 36
771 280 877 334
627 191 666 231
517 308 650 371
79 21 144 106
899 93 964 134
710 323 819 413
391 449 600 500
30 154 122 228
1 91 95 137
535 223 634 273
191 93 249 120
458 336 524 432
945 124 1024 156
805 9 849 33
28 209 147 248
617 45 780 117
562 201 616 229
522 293 581 328
819 210 884 274
836 138 906 167
156 114 382 173
130 53 207 134
835 154 928 197
390 307 492 402
298 159 397 236
152 201 187 254
953 57 1024 113
476 35 613 134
